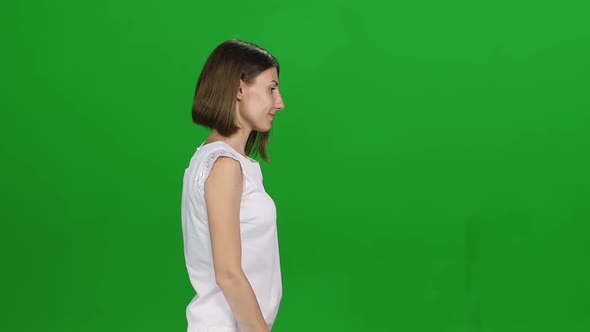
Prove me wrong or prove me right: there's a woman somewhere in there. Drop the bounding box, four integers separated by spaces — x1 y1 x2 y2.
181 39 285 332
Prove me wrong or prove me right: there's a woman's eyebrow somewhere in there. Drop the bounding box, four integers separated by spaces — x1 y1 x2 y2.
271 80 279 86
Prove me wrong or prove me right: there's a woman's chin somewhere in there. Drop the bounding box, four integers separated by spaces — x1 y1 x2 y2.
254 123 273 132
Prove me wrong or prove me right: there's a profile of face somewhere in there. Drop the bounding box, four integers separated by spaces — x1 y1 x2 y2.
236 67 285 132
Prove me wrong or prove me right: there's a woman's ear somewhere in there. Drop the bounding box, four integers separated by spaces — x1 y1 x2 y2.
237 79 245 101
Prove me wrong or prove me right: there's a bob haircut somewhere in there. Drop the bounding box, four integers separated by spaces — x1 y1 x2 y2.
192 39 280 162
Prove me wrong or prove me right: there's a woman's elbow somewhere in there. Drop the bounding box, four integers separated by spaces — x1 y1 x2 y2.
215 268 244 288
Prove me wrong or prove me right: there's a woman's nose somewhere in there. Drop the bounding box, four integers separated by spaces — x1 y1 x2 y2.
275 94 285 110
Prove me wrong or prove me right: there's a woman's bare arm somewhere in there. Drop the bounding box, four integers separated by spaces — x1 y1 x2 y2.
204 157 269 332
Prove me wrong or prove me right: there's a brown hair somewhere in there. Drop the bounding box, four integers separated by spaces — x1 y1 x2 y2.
192 39 280 162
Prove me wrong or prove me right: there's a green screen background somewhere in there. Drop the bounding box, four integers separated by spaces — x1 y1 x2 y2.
2 0 589 331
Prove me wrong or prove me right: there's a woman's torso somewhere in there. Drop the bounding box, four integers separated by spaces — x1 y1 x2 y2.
181 141 283 332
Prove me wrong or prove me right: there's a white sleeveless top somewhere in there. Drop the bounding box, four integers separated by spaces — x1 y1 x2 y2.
181 141 283 332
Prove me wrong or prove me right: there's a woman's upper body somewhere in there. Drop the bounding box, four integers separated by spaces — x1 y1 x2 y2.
181 39 286 332
181 140 283 331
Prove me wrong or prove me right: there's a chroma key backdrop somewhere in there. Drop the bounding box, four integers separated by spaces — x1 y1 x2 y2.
2 0 589 331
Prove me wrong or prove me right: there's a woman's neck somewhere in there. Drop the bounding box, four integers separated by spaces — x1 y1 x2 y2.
205 128 251 157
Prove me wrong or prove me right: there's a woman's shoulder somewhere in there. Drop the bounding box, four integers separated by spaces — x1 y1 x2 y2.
197 141 241 161
183 142 241 188
186 141 240 177
188 140 262 183
198 141 259 167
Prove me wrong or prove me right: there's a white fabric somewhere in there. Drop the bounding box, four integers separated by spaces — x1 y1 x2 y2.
181 141 283 332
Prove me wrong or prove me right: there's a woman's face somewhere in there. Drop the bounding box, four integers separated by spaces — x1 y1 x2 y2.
236 67 285 132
